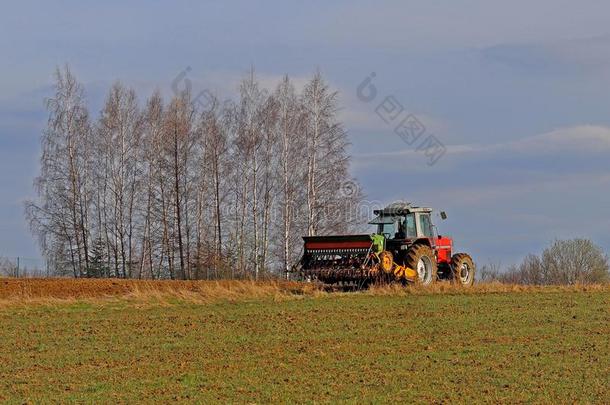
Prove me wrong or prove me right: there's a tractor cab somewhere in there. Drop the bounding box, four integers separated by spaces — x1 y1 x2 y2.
368 202 454 273
369 202 435 241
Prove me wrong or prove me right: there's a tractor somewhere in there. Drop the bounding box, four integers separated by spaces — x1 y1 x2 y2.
298 202 475 286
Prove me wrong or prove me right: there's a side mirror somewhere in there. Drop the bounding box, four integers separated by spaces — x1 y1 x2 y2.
440 211 447 220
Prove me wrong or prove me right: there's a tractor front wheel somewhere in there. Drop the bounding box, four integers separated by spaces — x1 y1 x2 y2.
404 244 437 285
379 250 394 274
451 253 475 286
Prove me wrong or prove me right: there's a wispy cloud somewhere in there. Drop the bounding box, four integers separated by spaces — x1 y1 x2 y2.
482 35 610 76
354 124 610 163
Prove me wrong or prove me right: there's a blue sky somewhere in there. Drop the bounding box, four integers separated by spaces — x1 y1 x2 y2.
1 0 610 267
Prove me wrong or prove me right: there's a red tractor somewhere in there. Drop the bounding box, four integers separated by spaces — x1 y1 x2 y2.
298 202 475 286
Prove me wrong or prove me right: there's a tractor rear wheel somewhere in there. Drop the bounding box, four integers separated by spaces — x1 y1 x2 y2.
404 244 437 285
451 253 475 286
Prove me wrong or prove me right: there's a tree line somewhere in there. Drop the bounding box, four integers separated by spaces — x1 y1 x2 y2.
478 239 610 285
26 66 362 279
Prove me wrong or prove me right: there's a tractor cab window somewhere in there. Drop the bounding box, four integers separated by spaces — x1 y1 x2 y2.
377 221 396 238
419 214 433 237
371 213 417 239
404 214 416 237
371 215 395 238
395 213 416 239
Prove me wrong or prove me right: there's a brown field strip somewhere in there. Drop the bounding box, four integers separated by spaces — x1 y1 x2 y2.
0 278 319 305
1 278 608 306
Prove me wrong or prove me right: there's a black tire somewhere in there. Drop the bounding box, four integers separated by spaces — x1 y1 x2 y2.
451 253 475 286
404 244 438 285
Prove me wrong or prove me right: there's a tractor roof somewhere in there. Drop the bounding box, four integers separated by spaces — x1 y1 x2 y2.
373 202 433 217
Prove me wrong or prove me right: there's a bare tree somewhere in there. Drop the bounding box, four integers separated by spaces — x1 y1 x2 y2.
0 257 20 278
26 65 92 277
97 82 143 278
541 239 609 284
197 96 232 278
163 92 197 279
234 69 269 279
139 91 165 279
301 71 360 236
273 76 305 275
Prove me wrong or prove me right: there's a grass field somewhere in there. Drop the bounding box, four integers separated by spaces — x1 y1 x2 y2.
0 280 608 403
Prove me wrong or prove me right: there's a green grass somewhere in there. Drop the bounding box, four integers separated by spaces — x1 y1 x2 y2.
0 290 608 403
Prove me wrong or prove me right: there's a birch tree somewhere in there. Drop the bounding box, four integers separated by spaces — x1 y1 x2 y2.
97 82 143 278
26 66 92 277
301 71 357 236
273 76 305 275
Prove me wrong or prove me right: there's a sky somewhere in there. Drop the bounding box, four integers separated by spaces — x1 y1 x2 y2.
1 0 610 268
